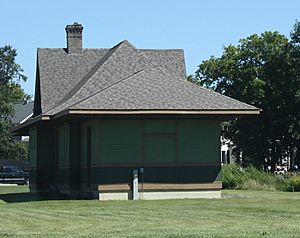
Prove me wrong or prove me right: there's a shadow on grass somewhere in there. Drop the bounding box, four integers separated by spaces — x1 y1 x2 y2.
0 192 69 203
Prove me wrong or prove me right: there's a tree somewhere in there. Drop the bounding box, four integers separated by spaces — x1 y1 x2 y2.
192 22 300 171
0 45 29 161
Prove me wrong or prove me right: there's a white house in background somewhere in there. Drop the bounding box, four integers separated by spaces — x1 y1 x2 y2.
221 136 234 164
220 136 292 174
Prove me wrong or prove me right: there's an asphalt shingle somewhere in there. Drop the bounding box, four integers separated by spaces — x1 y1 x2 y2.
12 101 33 124
36 40 259 116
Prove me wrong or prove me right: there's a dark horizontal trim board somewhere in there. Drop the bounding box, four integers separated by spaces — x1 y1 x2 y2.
89 163 220 168
31 163 220 170
98 182 222 192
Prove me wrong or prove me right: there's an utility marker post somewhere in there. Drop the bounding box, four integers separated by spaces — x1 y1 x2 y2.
132 170 139 200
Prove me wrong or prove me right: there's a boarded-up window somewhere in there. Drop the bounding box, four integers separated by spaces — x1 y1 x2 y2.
100 120 142 163
177 120 220 163
143 120 176 163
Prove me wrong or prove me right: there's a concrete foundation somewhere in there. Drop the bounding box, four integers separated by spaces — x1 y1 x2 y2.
98 190 221 200
140 190 221 200
99 192 130 200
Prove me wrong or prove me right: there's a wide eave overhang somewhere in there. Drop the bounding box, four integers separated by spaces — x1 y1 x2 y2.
54 108 260 118
11 108 261 135
10 114 50 135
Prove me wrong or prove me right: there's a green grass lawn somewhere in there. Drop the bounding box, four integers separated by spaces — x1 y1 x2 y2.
0 186 300 237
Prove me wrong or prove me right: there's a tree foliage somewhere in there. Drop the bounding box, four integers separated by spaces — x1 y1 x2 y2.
0 45 29 161
193 22 300 171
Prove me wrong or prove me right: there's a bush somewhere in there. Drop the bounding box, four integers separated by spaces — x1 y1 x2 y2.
222 164 287 191
222 164 244 189
283 175 300 192
238 179 276 191
275 174 291 191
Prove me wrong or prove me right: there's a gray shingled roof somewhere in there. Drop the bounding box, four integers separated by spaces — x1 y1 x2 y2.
38 48 109 112
36 40 258 116
12 101 33 124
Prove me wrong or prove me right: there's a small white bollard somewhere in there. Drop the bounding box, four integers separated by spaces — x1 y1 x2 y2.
132 169 139 200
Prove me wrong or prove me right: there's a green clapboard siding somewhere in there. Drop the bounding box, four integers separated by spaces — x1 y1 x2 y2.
69 124 81 189
81 124 87 166
34 128 55 190
100 120 142 163
57 124 70 168
178 120 220 163
29 128 37 189
37 128 55 168
31 118 222 193
144 135 176 163
29 128 37 167
144 120 175 134
143 120 176 163
91 121 101 165
80 119 220 165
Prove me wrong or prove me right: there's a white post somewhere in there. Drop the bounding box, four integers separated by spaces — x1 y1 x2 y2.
132 170 139 200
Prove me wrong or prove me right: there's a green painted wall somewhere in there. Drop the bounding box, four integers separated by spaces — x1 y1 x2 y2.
80 124 87 167
69 124 81 190
29 128 37 190
37 128 55 168
78 119 221 188
57 124 70 168
144 135 176 163
100 120 142 163
177 120 220 163
57 123 81 191
29 128 55 190
29 128 37 168
31 118 221 193
81 119 220 165
89 166 221 185
144 120 176 133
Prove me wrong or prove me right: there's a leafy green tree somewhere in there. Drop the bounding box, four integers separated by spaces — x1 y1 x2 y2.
193 22 300 171
0 45 29 161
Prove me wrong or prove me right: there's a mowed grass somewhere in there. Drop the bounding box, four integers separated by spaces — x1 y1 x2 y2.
0 186 300 237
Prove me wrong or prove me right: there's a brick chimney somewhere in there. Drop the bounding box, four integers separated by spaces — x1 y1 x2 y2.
65 22 83 54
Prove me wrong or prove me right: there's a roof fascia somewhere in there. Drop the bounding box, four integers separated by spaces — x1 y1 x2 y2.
52 109 261 119
19 113 33 124
11 114 50 133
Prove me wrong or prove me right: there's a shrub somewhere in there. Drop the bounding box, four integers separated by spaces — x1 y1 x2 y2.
238 179 276 191
244 166 277 187
275 174 291 191
290 176 300 191
222 164 285 191
283 175 300 192
222 164 244 189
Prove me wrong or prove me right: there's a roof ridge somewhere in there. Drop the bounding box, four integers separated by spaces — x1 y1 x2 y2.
43 40 188 116
70 67 259 112
44 40 144 115
44 41 124 114
140 49 183 51
64 69 144 110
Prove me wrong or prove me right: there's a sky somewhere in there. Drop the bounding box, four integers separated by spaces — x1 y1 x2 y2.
1 0 299 96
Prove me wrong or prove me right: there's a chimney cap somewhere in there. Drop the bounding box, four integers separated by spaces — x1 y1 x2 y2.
65 22 83 54
65 22 83 34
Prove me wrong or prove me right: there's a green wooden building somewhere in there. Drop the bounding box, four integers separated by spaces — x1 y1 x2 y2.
13 23 260 200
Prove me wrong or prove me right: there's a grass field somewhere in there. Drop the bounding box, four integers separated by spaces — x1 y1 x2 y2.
0 186 299 237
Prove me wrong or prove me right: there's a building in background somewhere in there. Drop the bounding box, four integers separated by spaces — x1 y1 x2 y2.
12 101 33 141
